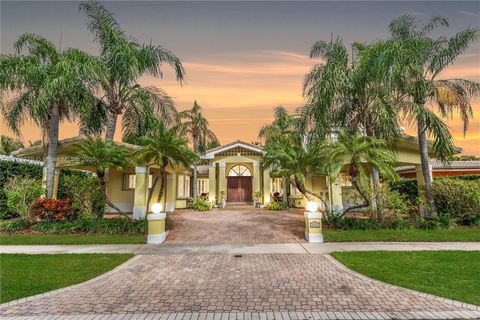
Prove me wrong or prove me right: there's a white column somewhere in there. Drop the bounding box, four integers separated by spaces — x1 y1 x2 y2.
218 162 227 200
208 163 217 203
262 167 271 203
133 166 149 220
252 161 261 196
328 176 343 213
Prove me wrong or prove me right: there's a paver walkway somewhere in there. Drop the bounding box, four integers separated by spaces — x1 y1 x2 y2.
1 254 479 319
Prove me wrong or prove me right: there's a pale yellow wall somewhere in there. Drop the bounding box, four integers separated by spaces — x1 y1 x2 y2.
107 168 135 213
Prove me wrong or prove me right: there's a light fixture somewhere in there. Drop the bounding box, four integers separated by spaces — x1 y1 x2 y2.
151 203 163 214
306 201 319 213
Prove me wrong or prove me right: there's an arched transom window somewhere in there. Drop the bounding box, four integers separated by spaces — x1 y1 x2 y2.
228 165 251 176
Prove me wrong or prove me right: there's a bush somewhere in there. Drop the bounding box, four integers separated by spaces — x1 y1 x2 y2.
59 172 104 219
328 214 382 230
0 219 30 232
193 199 211 212
0 160 43 219
389 179 418 204
378 186 416 228
432 178 480 226
264 201 286 211
31 198 76 221
32 218 148 234
3 176 43 221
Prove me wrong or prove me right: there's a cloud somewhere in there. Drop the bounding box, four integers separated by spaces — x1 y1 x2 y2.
459 11 480 18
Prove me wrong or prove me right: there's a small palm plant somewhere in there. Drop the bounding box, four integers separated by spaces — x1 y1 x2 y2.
72 138 132 217
134 123 197 212
322 131 398 215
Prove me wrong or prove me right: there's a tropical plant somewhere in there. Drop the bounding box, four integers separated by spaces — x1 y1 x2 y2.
60 173 104 219
261 106 325 208
179 100 219 201
71 138 132 216
0 33 105 198
31 198 75 221
3 176 43 222
264 201 286 211
79 0 184 141
0 136 24 155
193 199 211 212
302 38 402 218
134 122 197 212
322 131 398 215
362 15 480 217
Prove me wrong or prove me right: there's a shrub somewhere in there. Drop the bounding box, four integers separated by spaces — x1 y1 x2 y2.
431 178 480 226
264 201 286 211
0 219 30 232
3 176 43 221
328 214 382 230
186 197 194 209
378 186 416 228
32 218 148 234
388 179 418 204
59 172 104 219
193 199 211 212
31 198 76 221
0 160 43 219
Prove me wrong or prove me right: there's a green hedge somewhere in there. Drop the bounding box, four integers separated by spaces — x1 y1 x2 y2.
0 159 100 219
32 218 148 234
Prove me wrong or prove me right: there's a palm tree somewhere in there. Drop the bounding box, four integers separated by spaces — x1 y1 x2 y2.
303 38 402 219
322 131 398 215
0 33 105 198
0 136 24 155
179 101 219 201
364 15 480 217
72 138 132 217
79 0 184 141
134 122 197 212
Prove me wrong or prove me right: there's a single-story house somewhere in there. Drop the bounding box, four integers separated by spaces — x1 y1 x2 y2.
12 136 441 219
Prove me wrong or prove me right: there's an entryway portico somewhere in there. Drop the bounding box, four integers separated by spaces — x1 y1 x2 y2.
200 140 271 204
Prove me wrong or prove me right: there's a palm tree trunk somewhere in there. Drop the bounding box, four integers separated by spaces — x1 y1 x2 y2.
98 170 129 218
146 172 161 214
282 175 289 208
371 167 383 221
417 116 437 218
342 176 370 215
105 113 118 141
156 165 167 202
45 104 59 198
291 176 329 212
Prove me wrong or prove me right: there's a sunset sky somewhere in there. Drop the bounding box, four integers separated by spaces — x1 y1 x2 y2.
1 1 479 155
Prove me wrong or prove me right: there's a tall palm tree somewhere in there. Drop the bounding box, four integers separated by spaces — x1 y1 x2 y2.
72 138 132 217
0 136 24 155
303 38 402 218
179 100 218 201
364 15 480 217
134 122 197 212
322 131 398 215
0 33 105 198
79 0 184 141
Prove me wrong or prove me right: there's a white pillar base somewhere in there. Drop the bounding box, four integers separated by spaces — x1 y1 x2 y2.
147 232 167 244
133 206 146 220
305 233 324 243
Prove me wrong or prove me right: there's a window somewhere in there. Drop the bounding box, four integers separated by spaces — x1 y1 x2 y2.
270 178 283 194
197 178 209 195
123 174 153 190
228 165 252 176
340 173 353 187
290 183 301 196
177 174 191 198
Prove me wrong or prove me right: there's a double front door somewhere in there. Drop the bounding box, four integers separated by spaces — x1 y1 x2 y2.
227 176 252 202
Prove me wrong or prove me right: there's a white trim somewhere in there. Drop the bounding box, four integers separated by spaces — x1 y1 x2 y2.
135 166 148 174
147 232 167 244
305 232 324 243
132 206 146 220
147 212 166 220
201 142 264 159
304 212 322 219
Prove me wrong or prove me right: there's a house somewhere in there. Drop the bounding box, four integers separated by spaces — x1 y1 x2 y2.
12 136 439 218
396 160 480 178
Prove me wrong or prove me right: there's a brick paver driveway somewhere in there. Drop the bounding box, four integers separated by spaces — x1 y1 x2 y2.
2 254 478 318
166 207 306 244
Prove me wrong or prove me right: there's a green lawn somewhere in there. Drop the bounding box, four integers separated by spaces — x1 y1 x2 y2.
0 234 146 245
332 250 480 306
324 228 480 242
0 253 133 303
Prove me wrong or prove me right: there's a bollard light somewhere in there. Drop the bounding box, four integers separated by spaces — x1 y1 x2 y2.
306 201 319 213
151 202 163 214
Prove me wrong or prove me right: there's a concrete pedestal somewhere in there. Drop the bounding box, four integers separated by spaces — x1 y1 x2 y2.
147 213 167 244
304 211 323 243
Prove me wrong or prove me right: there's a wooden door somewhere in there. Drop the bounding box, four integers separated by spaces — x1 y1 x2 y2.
227 177 252 202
